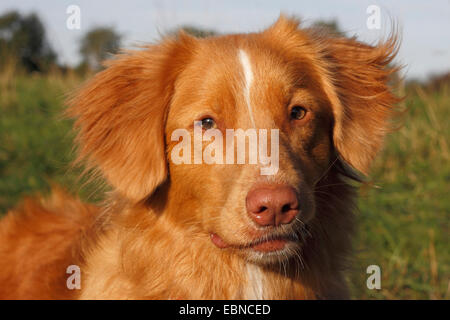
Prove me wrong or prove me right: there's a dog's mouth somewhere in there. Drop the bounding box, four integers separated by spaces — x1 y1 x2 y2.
210 232 299 253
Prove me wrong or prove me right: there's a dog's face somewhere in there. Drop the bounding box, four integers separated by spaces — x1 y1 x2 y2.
165 37 334 263
69 17 398 265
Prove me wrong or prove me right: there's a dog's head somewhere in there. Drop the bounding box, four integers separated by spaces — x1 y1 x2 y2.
69 16 399 264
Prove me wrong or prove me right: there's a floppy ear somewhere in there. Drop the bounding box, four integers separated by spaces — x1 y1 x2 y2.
319 34 401 175
67 35 194 201
264 16 400 175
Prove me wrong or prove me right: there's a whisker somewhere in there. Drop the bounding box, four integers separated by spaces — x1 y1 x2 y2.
313 156 339 186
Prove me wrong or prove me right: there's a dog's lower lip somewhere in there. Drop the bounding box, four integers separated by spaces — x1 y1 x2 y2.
249 238 288 252
210 232 290 252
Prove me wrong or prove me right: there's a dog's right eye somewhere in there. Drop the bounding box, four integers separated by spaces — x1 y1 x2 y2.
290 106 307 121
200 118 216 130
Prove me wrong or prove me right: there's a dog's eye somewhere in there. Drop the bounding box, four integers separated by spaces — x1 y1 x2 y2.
290 106 307 120
201 118 216 130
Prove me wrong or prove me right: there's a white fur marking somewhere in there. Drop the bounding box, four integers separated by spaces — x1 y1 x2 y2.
245 263 264 299
238 49 256 128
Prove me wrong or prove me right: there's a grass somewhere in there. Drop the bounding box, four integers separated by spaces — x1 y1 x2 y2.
349 84 449 299
0 68 448 299
0 69 98 210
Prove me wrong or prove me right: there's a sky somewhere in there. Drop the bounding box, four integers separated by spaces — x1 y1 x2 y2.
0 0 449 79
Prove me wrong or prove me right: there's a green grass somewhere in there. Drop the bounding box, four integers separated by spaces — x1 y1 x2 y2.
0 71 448 299
0 71 98 210
350 85 450 299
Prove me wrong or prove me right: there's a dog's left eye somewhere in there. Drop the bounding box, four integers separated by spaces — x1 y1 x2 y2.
290 106 307 120
201 118 216 130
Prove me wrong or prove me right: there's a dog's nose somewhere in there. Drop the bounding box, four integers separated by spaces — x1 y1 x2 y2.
246 185 299 227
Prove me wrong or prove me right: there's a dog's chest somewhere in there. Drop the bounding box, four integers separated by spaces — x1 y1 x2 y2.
243 264 266 299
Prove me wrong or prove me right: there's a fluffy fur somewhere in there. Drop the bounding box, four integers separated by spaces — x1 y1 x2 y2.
0 16 400 299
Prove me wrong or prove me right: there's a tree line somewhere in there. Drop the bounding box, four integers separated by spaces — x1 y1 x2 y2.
0 11 227 75
0 11 121 74
0 11 370 78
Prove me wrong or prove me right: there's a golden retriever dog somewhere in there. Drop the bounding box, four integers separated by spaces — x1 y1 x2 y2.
0 16 400 299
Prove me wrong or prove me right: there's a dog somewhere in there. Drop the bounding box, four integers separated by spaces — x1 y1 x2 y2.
0 16 400 299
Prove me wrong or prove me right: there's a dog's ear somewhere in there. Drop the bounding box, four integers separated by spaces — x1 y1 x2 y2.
67 35 195 201
265 16 400 175
318 34 401 175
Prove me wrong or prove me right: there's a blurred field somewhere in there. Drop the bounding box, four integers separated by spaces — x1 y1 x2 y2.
349 82 449 299
0 67 99 209
0 66 448 299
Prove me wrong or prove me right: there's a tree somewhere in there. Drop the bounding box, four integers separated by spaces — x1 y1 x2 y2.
310 19 344 37
80 27 121 70
0 11 56 72
178 25 217 38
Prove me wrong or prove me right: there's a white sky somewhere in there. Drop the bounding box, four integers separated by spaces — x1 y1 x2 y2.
0 0 449 79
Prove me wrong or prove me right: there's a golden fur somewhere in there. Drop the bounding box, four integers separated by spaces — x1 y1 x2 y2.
0 16 400 299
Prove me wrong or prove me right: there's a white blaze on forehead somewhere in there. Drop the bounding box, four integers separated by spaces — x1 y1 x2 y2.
238 49 256 128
